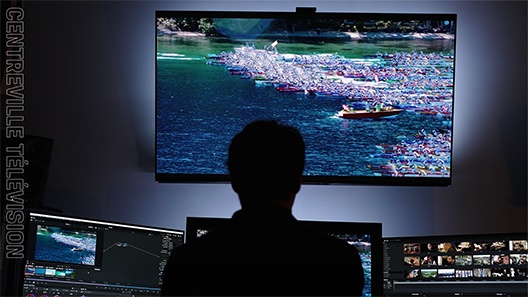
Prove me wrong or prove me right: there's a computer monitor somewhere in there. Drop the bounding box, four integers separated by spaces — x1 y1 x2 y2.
383 232 528 296
18 212 184 297
186 217 383 297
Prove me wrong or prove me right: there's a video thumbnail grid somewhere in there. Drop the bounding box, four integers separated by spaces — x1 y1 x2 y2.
401 239 527 280
24 265 75 279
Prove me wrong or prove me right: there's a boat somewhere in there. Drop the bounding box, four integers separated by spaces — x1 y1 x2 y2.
338 108 404 119
276 85 302 93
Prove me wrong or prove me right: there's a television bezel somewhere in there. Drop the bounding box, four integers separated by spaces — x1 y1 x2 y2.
155 9 457 187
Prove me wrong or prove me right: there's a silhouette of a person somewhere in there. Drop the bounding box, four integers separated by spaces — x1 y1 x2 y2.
161 120 364 296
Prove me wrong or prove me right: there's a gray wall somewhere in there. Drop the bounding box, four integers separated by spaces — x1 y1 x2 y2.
20 1 526 237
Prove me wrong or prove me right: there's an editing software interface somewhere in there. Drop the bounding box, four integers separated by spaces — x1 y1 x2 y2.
383 233 528 296
22 212 184 297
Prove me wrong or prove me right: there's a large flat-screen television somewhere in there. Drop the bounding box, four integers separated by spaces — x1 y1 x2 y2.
383 232 528 296
12 212 184 297
156 9 456 186
186 216 383 297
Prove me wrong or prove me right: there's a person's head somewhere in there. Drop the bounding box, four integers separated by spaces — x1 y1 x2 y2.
227 120 305 208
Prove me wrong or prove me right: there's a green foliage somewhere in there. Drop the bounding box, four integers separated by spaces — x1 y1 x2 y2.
157 17 216 35
198 18 216 35
157 17 455 36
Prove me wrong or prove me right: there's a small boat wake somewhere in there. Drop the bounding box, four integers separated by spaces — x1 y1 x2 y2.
36 226 97 266
50 232 96 253
157 53 205 61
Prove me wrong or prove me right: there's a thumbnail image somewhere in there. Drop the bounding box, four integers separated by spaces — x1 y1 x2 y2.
473 242 491 252
492 254 510 265
437 268 455 278
65 269 75 278
472 254 491 265
514 268 527 277
440 255 455 266
474 268 491 277
502 254 511 265
406 269 419 279
510 253 527 265
421 255 437 266
455 269 473 278
490 240 507 251
420 269 438 278
511 240 528 251
403 243 420 254
438 242 455 253
45 268 56 276
455 255 472 266
491 255 502 265
25 265 36 276
34 225 97 266
35 267 46 275
421 242 437 253
456 241 472 252
491 268 513 278
404 256 420 267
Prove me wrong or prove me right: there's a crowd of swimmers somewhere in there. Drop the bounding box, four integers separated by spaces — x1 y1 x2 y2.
206 45 454 177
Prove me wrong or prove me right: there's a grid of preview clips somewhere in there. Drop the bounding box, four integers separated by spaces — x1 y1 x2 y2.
402 238 528 279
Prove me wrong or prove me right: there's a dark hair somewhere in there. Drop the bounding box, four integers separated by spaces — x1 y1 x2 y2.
227 120 305 200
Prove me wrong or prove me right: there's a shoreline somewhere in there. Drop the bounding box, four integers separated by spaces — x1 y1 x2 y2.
344 31 454 40
158 29 454 40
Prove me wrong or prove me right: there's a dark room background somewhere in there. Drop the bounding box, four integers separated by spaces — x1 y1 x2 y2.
9 0 528 237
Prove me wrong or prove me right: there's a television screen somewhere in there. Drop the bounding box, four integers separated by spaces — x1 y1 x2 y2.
156 10 456 186
383 233 528 296
16 212 185 297
185 217 383 297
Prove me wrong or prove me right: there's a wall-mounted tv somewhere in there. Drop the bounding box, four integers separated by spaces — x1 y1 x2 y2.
156 9 456 186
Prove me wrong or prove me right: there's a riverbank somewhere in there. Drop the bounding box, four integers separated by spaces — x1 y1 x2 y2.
157 28 205 36
158 29 454 41
345 31 454 40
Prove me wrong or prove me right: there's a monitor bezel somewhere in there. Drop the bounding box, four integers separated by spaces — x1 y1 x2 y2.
382 232 528 296
12 210 185 297
186 216 383 297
